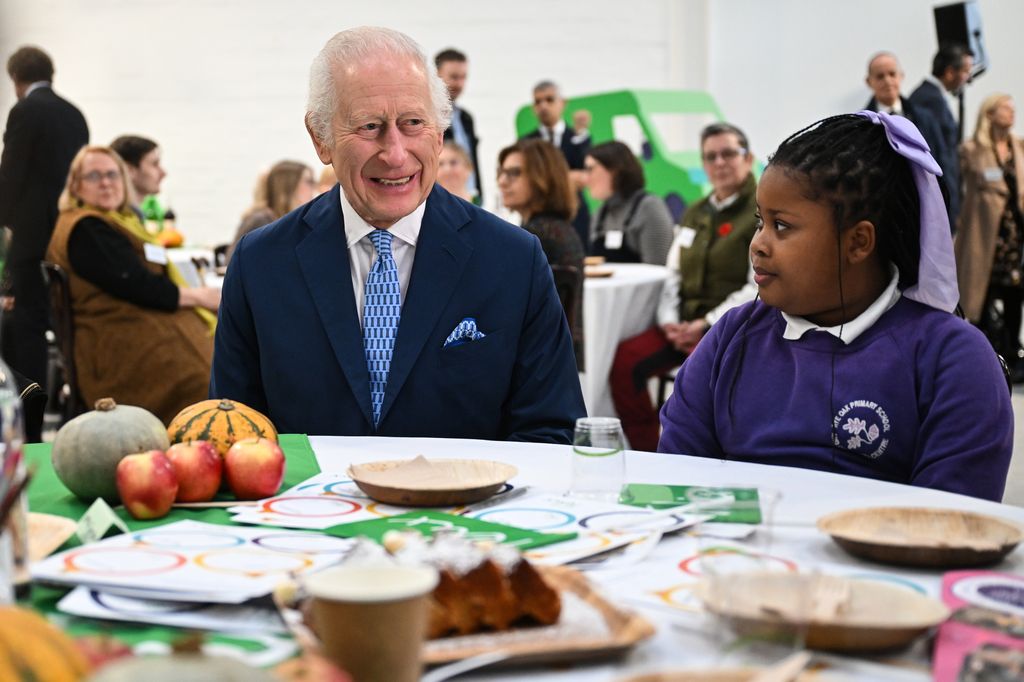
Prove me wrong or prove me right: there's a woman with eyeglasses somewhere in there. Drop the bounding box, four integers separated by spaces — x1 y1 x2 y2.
584 141 673 264
609 122 759 451
228 160 316 262
497 138 585 369
45 145 219 423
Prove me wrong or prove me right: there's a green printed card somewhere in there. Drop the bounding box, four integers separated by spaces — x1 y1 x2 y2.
328 510 576 550
619 484 763 523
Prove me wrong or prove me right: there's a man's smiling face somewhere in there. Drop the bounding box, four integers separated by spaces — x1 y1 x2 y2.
311 51 443 228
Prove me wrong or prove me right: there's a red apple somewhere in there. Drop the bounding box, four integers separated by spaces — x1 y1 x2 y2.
166 440 223 502
75 635 134 670
116 450 179 519
224 437 285 500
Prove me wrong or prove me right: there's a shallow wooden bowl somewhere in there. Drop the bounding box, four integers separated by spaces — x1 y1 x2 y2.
585 267 615 278
693 571 949 652
619 670 815 682
817 506 1023 568
347 457 518 507
16 513 77 584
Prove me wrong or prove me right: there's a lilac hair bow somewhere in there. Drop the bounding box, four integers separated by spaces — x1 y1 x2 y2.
855 110 958 313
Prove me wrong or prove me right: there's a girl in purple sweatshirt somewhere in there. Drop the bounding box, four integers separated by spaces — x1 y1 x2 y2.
658 112 1013 502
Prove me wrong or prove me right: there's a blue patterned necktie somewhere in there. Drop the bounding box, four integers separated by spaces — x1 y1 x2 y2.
363 229 401 426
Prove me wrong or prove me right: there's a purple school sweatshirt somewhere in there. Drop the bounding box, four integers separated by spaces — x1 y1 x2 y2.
658 297 1013 501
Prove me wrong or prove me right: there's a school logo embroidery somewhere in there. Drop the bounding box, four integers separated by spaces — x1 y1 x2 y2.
832 400 891 459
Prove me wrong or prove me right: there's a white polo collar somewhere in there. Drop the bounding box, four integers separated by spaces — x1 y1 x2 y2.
782 267 901 344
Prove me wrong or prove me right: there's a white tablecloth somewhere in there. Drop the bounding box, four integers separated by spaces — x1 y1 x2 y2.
309 436 1024 681
582 263 669 419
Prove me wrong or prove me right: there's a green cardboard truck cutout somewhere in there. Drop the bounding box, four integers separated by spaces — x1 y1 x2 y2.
515 89 756 222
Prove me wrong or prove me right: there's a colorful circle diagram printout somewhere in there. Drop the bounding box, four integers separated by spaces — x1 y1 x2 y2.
194 549 314 578
133 530 246 549
578 510 686 532
473 507 576 530
260 495 362 518
252 533 354 555
63 547 187 577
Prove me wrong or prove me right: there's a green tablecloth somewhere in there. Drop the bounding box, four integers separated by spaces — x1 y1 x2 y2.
21 434 320 648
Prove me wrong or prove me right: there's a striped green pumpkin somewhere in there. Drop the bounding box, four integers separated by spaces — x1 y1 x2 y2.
167 399 277 456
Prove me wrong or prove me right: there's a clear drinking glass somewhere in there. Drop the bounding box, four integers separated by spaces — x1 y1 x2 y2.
568 417 625 502
0 336 27 603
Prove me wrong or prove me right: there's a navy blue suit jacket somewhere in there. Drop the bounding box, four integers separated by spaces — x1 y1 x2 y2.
908 80 961 224
210 184 586 443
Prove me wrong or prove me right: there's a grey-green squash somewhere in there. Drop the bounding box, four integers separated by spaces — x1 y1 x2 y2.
51 398 170 502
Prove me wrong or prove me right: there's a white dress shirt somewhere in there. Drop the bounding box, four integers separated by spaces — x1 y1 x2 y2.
24 81 50 97
541 119 567 148
340 189 425 326
878 98 903 115
924 73 959 116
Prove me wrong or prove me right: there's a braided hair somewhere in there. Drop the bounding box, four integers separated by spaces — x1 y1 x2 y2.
768 114 923 288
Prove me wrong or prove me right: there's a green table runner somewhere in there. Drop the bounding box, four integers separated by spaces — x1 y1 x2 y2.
21 434 320 649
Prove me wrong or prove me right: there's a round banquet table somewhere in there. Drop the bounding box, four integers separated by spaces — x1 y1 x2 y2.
582 263 669 420
308 436 1024 681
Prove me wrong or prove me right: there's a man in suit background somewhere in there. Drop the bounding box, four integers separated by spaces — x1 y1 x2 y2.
435 48 481 204
522 81 591 249
909 44 974 227
0 46 88 387
212 26 584 442
863 52 943 174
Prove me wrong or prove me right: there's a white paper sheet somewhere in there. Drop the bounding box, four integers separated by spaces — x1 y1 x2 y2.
57 586 287 633
31 519 353 602
462 493 702 565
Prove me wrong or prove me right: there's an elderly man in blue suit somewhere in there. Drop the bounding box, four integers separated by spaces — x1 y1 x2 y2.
211 26 585 443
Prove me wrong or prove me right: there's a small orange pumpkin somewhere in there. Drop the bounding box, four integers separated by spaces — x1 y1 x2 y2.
167 399 277 456
0 606 93 681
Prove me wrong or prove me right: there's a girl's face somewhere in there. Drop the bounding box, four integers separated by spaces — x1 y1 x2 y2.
498 152 531 213
583 156 614 201
290 168 316 210
438 146 470 193
750 166 851 326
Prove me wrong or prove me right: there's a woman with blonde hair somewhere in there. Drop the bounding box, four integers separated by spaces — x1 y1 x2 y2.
954 93 1024 379
229 160 315 261
45 145 219 422
497 138 584 367
438 141 476 203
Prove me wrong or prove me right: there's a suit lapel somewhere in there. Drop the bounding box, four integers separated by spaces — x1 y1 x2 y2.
295 187 374 426
379 187 473 422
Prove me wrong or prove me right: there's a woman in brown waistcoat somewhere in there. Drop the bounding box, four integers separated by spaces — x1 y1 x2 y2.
46 145 221 423
954 94 1024 379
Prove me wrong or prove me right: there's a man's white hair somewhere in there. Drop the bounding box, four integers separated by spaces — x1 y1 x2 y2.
306 26 453 146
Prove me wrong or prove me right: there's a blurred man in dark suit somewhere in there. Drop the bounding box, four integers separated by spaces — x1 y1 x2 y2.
909 45 974 227
864 52 943 179
436 48 481 204
0 46 88 386
522 80 591 249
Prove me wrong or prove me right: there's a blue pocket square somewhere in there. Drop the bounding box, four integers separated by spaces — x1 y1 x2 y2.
444 317 486 347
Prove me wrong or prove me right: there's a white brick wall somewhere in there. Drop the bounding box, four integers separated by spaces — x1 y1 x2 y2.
1 0 1021 246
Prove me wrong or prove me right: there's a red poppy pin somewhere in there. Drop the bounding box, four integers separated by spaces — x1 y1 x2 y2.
718 223 733 237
